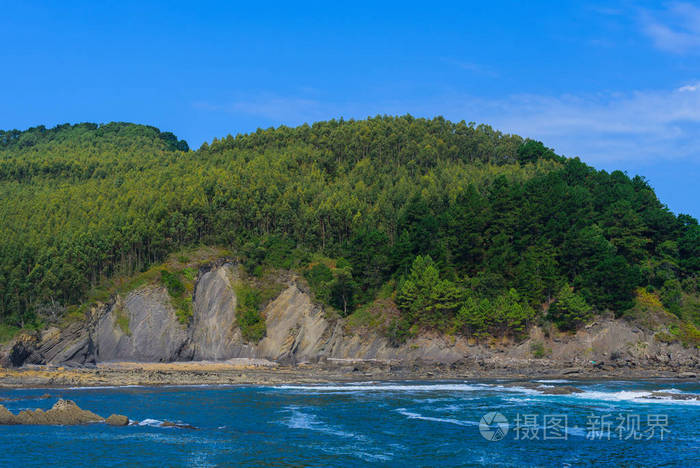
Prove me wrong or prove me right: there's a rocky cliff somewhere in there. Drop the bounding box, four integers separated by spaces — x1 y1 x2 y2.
95 288 189 362
1 262 698 372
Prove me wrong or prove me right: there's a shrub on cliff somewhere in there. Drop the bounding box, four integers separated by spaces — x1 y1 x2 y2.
234 283 266 342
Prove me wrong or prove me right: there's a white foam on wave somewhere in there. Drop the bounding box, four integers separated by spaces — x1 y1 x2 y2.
282 406 365 439
571 390 700 405
502 397 540 404
395 408 478 427
499 385 700 405
321 446 393 463
273 383 489 392
434 404 465 413
275 381 700 407
493 385 544 395
138 418 165 427
281 406 391 461
535 379 572 384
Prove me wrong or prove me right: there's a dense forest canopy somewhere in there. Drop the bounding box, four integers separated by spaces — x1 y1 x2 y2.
0 116 698 343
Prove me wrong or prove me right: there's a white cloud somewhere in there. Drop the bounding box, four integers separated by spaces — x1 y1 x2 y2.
641 2 700 54
452 84 700 163
678 82 700 91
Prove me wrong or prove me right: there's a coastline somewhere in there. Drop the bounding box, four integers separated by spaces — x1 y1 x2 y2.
1 360 696 389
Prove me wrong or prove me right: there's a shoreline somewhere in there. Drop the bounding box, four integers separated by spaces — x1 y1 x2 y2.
1 360 696 389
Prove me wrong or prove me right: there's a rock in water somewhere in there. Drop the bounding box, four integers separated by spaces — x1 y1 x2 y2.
0 406 17 425
503 382 542 389
161 420 198 430
1 399 103 425
106 414 130 426
539 386 584 395
648 392 700 401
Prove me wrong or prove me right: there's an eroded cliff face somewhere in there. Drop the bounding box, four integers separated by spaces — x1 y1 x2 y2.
259 285 335 362
89 262 343 364
95 288 188 362
2 262 698 371
186 265 245 360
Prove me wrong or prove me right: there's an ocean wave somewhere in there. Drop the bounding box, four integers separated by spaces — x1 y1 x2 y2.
492 385 544 395
321 446 393 462
571 390 700 405
433 404 466 412
502 397 540 403
494 384 700 405
136 418 198 429
138 418 166 427
282 406 366 440
395 408 479 426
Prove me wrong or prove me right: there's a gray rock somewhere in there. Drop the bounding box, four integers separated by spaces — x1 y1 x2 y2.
39 322 94 365
188 265 243 360
539 385 584 395
95 288 188 362
1 320 95 368
648 391 699 401
2 335 38 367
161 420 197 430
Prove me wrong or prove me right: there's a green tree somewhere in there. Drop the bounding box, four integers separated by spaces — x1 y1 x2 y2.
547 284 591 331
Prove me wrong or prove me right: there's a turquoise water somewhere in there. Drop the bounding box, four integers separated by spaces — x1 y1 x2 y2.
0 380 698 467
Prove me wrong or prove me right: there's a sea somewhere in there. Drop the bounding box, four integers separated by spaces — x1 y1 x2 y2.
0 379 698 467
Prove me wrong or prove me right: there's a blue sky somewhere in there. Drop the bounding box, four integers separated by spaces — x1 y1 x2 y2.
1 1 699 218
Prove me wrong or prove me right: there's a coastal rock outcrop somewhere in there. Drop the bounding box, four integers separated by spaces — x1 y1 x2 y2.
0 399 102 425
36 322 95 366
2 334 40 367
0 405 16 424
1 324 94 368
0 399 133 426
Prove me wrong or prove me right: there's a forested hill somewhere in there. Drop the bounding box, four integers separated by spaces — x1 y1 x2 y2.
0 116 698 344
